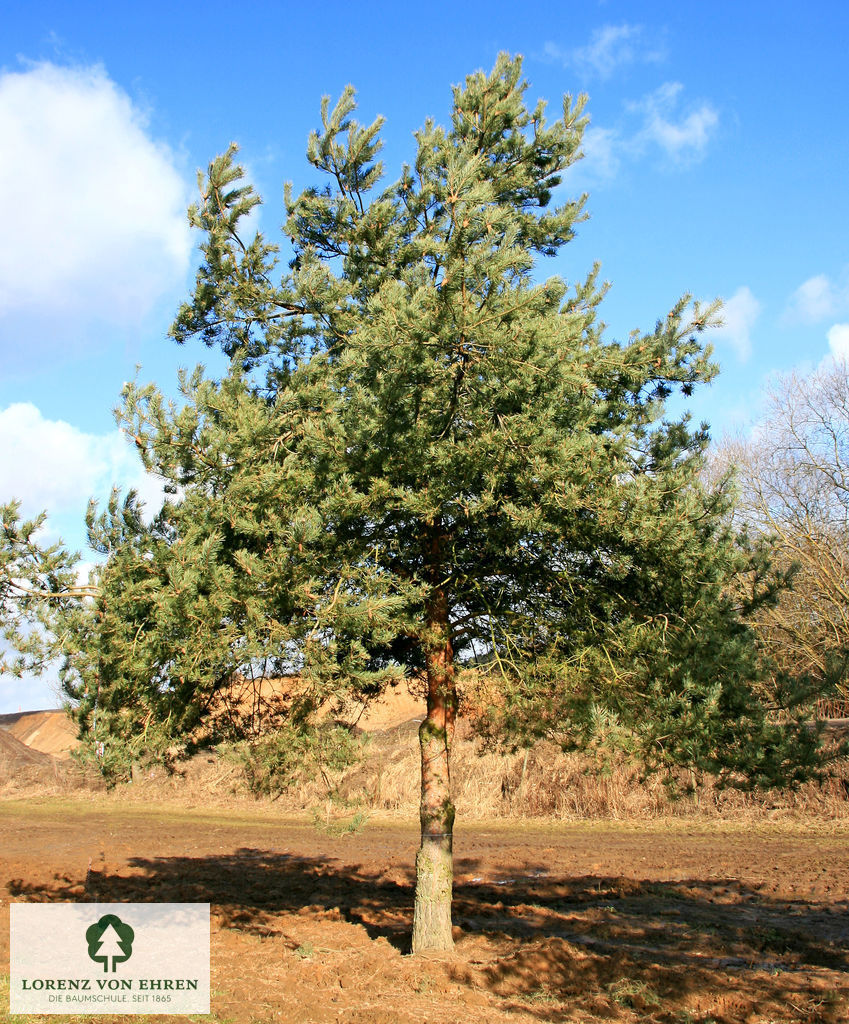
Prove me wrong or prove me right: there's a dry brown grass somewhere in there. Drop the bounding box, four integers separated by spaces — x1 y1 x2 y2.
89 714 844 826
310 718 849 822
3 697 847 823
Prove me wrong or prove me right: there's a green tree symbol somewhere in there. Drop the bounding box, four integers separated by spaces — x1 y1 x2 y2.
86 914 135 972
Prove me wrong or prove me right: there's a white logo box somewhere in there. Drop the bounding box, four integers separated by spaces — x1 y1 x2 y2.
10 903 210 1014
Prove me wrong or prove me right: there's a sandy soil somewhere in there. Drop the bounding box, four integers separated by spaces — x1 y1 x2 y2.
0 682 419 766
1 799 847 1024
0 710 78 759
0 729 54 769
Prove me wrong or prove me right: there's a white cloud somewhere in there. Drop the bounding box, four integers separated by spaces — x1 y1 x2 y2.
0 403 166 546
628 83 718 163
827 323 849 360
0 62 190 336
565 82 719 189
786 272 849 323
544 24 664 80
0 403 166 714
570 125 621 188
713 287 761 362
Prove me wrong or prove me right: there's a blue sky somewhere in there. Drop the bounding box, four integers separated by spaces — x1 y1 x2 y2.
2 0 848 711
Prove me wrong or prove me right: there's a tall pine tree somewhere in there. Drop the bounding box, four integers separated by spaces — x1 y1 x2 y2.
6 55 825 952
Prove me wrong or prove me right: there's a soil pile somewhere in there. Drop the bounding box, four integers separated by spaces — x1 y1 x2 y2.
0 728 56 770
0 709 78 758
0 711 75 789
209 675 425 736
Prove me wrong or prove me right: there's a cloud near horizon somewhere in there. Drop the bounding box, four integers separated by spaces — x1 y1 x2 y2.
0 402 166 548
0 401 169 714
0 62 191 345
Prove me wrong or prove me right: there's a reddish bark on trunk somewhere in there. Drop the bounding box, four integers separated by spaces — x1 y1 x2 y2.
411 580 457 953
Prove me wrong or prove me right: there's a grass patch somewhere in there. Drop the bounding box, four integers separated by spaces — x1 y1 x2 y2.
4 795 849 842
310 807 370 836
606 978 662 1011
518 985 560 1005
0 796 318 831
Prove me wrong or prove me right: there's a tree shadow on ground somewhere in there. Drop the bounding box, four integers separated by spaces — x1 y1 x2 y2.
8 852 849 1023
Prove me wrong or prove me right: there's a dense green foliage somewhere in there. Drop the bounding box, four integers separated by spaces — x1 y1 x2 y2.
228 721 366 799
0 54 829 791
0 501 87 677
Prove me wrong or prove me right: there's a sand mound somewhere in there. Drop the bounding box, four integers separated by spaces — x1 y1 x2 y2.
341 682 424 731
0 709 78 758
211 675 425 735
0 727 57 770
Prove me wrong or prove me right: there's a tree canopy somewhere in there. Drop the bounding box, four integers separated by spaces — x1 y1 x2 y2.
0 54 832 952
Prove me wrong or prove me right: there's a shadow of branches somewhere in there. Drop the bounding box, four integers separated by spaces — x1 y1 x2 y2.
7 846 849 1022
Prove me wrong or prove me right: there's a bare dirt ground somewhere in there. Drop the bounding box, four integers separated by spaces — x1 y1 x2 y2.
1 799 847 1024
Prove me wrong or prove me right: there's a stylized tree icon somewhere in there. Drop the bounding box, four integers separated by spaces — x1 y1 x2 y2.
86 914 135 972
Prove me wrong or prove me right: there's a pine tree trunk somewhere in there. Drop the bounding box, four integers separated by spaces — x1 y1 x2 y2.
411 587 456 954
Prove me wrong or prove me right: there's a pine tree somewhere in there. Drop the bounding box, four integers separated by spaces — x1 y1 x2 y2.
7 55 827 952
0 502 92 677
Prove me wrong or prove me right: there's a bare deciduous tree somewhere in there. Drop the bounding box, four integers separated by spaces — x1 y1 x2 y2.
719 358 849 710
